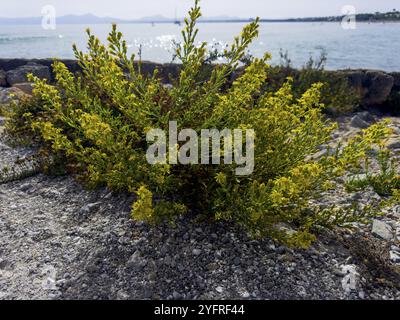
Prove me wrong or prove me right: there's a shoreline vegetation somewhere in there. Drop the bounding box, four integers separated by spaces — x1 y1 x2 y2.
0 10 399 25
1 58 399 115
2 0 399 248
0 0 399 300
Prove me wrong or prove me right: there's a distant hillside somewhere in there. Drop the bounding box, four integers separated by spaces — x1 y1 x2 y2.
282 10 400 22
57 14 126 24
0 14 248 25
0 10 398 25
138 15 172 22
0 14 128 25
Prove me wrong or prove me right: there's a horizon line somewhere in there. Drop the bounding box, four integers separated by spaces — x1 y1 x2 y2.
0 9 398 22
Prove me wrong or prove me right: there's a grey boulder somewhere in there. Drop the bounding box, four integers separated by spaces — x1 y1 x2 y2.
12 82 34 95
363 71 394 106
350 115 369 129
372 220 393 241
0 87 27 104
6 63 51 86
346 70 394 107
386 138 400 150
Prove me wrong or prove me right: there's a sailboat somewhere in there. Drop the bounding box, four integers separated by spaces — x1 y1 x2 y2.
174 8 181 25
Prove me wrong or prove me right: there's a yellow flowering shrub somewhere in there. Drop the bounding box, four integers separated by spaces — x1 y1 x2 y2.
9 0 398 247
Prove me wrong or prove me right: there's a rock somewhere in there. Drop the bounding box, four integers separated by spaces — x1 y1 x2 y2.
6 63 51 86
0 292 8 299
117 290 130 300
0 58 80 73
192 249 202 256
172 291 182 300
163 83 173 90
333 268 345 277
0 87 27 104
164 255 173 266
78 202 102 217
363 190 381 202
389 250 400 264
207 263 219 271
128 250 143 263
390 72 400 89
350 115 370 129
346 70 394 107
0 141 10 151
372 220 393 241
42 266 58 290
392 206 400 219
0 70 6 87
12 82 34 95
143 288 153 299
387 138 400 150
0 258 8 269
341 264 359 294
347 71 366 92
19 183 34 192
357 111 375 122
0 116 7 126
215 286 224 293
210 233 218 240
127 250 147 270
363 71 394 106
147 272 157 282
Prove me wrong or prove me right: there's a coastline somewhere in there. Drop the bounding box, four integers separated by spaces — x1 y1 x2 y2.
1 58 399 111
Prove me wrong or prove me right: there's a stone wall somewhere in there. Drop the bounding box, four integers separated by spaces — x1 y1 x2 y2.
0 58 399 110
0 59 180 85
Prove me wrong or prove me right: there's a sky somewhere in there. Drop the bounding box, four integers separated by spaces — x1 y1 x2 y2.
0 0 399 19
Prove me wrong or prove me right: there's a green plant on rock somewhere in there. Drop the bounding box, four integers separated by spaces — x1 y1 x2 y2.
268 49 360 114
346 146 400 197
9 0 399 248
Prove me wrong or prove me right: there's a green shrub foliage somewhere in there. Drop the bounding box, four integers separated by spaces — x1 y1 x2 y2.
11 0 398 247
346 148 400 196
266 50 361 114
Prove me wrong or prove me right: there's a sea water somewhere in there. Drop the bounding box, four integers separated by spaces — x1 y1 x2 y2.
0 22 398 71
